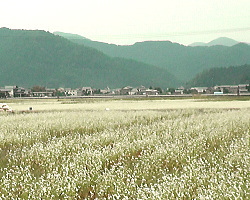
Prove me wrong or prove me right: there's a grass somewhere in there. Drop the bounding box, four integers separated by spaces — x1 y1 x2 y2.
0 98 249 199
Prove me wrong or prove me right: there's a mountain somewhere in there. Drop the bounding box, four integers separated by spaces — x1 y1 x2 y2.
54 31 90 40
188 42 207 47
0 28 179 88
189 37 240 47
186 64 250 87
53 32 250 83
207 37 239 46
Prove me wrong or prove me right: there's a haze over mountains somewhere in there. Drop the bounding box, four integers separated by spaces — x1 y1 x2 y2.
0 28 178 88
54 32 250 83
0 28 249 89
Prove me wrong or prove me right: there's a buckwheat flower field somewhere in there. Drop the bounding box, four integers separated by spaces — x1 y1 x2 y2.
0 98 249 199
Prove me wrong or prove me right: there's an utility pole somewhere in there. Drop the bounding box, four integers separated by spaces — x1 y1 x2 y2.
237 85 240 96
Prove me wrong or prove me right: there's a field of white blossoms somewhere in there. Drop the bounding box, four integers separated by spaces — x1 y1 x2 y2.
0 98 249 199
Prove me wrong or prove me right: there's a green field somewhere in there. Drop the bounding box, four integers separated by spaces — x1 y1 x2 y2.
0 98 250 199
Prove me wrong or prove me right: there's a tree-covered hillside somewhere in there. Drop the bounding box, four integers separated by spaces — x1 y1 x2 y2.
0 28 179 88
55 32 250 82
186 64 250 87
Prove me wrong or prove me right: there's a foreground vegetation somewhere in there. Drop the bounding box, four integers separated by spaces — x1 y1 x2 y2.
0 99 249 199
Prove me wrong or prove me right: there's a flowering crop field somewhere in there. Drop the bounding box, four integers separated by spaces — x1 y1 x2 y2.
0 98 250 199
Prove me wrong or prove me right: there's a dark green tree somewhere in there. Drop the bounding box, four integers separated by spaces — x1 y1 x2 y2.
154 87 162 94
31 85 46 92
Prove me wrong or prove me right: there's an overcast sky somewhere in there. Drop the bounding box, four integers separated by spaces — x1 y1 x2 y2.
1 0 250 45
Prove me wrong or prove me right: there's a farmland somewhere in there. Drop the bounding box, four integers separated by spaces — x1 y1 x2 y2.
0 98 250 199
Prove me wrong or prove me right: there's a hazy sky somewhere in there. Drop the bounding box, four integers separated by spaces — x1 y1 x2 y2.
1 0 250 45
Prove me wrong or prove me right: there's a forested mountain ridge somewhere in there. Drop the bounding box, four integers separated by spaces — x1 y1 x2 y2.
186 64 250 87
0 28 179 88
54 32 250 82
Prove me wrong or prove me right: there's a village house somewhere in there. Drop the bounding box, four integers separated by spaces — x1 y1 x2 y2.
31 92 54 97
140 89 158 95
0 89 10 98
174 87 185 95
136 86 147 95
2 86 18 97
238 84 249 94
214 84 249 94
97 87 111 95
64 88 82 96
0 86 31 98
190 87 208 94
56 87 66 96
109 88 120 95
31 88 56 97
173 86 184 95
82 87 93 95
100 89 110 94
130 88 139 95
174 89 184 95
14 87 30 97
136 86 158 95
118 86 158 95
205 87 215 94
120 86 133 95
215 85 238 94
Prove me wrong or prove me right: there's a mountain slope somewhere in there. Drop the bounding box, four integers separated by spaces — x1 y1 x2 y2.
0 28 179 88
54 31 90 40
54 32 250 82
186 64 250 87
